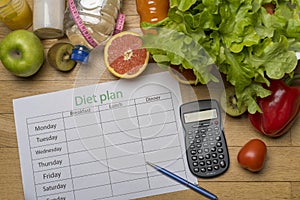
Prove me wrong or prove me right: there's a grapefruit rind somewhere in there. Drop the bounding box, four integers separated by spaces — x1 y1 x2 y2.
104 31 149 79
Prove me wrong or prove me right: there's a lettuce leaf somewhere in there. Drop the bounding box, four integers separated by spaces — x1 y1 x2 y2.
141 0 300 113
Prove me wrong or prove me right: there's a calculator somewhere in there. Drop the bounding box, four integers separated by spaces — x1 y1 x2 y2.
180 99 229 178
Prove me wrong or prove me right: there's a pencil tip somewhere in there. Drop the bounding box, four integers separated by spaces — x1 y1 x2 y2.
146 161 155 167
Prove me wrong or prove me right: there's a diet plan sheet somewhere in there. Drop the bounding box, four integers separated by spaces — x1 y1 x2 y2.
13 72 197 200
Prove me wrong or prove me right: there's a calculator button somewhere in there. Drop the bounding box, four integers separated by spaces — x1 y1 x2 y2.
214 165 219 170
199 161 205 166
199 155 204 160
219 154 224 159
200 168 206 173
193 162 198 166
213 159 218 164
194 168 199 173
212 153 217 158
209 142 215 146
190 150 197 155
211 147 216 152
205 154 210 159
216 142 222 147
207 166 213 171
220 160 226 168
206 160 212 165
192 156 197 161
217 148 223 153
201 123 210 127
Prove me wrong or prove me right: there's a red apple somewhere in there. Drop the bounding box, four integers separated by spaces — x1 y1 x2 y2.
237 139 267 172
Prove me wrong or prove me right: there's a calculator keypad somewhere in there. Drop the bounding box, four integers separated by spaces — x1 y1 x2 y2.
186 120 229 178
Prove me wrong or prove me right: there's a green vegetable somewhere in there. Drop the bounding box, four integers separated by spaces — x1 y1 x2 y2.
141 0 300 113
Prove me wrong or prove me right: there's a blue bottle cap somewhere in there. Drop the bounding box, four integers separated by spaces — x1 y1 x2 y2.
71 45 90 64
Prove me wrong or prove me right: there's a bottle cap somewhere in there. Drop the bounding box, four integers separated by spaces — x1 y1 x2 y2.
71 45 90 63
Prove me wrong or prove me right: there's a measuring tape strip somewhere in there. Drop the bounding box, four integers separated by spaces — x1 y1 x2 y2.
68 0 100 48
113 13 126 35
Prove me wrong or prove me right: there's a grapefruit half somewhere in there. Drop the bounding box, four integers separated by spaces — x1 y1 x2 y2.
104 31 149 79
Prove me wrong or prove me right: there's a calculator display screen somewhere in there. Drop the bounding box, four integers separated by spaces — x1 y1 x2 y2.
184 109 217 123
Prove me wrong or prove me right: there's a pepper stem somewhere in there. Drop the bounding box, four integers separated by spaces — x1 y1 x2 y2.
284 73 300 86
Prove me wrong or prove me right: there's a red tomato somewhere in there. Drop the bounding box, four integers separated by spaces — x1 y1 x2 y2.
237 139 267 172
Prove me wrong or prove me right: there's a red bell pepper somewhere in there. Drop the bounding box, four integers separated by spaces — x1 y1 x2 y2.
248 76 300 137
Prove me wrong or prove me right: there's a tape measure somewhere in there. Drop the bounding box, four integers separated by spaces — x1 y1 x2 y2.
67 0 125 48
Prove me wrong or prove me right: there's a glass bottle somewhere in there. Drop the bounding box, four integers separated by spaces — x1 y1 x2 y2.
33 0 65 39
0 0 33 30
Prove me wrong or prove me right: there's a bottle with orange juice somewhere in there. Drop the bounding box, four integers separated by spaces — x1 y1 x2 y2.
136 0 169 24
0 0 33 30
135 0 169 34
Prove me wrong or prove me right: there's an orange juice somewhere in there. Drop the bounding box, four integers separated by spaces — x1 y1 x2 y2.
0 0 32 30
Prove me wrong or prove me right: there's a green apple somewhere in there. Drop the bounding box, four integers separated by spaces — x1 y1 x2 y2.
0 30 44 77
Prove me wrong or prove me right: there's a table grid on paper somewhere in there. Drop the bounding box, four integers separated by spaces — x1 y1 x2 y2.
27 92 188 200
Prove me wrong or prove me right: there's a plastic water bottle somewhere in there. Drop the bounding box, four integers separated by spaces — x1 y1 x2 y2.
64 0 123 63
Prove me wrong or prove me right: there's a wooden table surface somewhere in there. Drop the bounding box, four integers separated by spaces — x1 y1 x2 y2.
1 1 300 200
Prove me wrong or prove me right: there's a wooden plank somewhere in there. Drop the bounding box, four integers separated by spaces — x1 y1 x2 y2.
0 80 77 114
0 114 18 148
0 148 24 200
292 117 300 146
292 182 300 200
138 182 293 200
223 114 293 147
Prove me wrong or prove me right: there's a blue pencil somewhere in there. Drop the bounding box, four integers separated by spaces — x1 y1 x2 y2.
146 162 218 200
